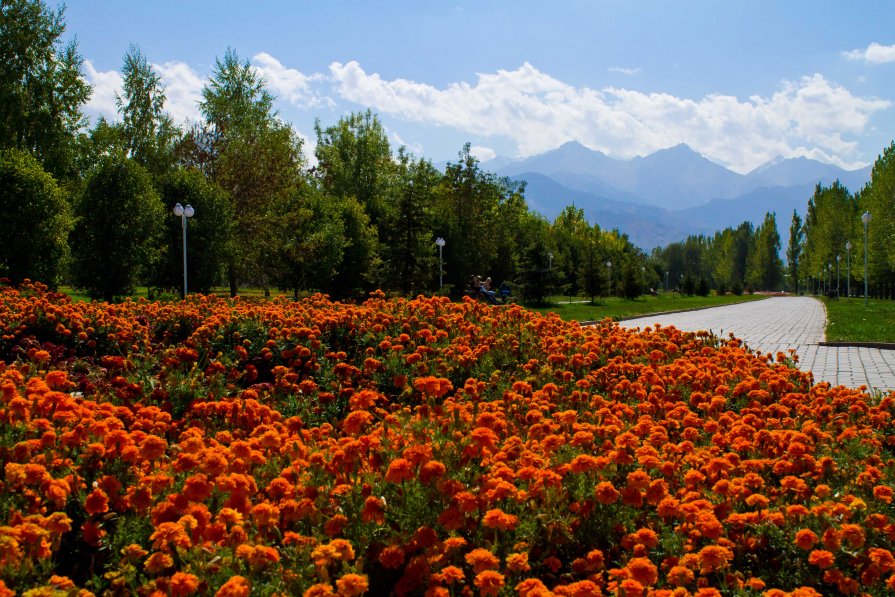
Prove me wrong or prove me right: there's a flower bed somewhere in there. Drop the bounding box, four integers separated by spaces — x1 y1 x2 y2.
0 282 893 596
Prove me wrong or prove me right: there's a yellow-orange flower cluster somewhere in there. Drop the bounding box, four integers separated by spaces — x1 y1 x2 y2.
0 281 892 595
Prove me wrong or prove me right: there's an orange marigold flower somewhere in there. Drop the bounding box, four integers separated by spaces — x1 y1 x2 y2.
594 481 619 505
873 485 894 504
667 565 694 586
794 529 819 550
482 508 518 532
434 565 465 584
627 557 658 586
618 578 644 597
697 545 733 573
465 548 500 573
840 524 865 548
342 410 373 434
335 573 368 597
379 545 405 569
808 549 835 569
385 458 414 483
144 552 173 574
47 575 74 589
361 496 385 524
474 570 505 597
303 584 335 597
84 488 109 515
150 522 191 551
215 575 250 597
516 578 550 597
506 552 531 573
121 543 148 562
170 572 200 597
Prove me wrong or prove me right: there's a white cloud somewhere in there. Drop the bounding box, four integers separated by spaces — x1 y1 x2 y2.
389 131 424 156
469 145 496 161
154 61 204 123
251 52 329 108
842 42 895 64
329 60 889 172
608 66 642 76
83 59 204 125
83 60 123 120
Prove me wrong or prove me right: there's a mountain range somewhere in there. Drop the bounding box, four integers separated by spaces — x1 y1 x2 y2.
483 141 872 250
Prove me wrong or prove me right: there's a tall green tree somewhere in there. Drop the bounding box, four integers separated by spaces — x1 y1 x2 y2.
857 142 895 289
199 47 303 296
0 148 72 286
70 155 165 300
0 0 90 179
314 110 393 228
116 45 177 176
745 212 784 291
786 210 803 293
376 150 439 292
264 184 348 297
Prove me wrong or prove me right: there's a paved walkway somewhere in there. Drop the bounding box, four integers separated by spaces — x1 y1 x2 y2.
620 297 895 392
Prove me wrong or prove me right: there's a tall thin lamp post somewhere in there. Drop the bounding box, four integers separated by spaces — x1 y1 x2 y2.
845 241 852 298
606 261 612 297
435 237 446 291
173 203 194 299
827 263 832 293
836 255 840 296
665 270 669 293
862 211 871 306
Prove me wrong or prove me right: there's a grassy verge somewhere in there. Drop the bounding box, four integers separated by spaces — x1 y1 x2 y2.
530 292 767 322
823 297 895 343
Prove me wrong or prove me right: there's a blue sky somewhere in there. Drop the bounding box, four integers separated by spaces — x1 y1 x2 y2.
63 0 895 173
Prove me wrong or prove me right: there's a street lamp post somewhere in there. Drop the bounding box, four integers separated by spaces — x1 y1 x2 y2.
836 254 841 296
173 203 194 299
862 211 871 306
665 270 669 293
827 263 832 294
846 241 852 298
606 261 612 297
435 237 445 291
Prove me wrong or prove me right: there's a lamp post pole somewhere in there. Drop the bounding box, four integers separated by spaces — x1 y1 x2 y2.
845 241 852 298
862 211 871 306
665 270 669 293
836 255 840 296
435 237 445 291
173 203 194 299
606 261 612 297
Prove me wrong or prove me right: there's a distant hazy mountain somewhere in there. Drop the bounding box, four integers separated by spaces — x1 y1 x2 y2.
677 184 816 234
498 141 871 212
515 172 708 249
490 142 872 249
747 156 872 191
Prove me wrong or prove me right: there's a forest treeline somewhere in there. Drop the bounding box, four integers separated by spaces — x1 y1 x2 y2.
2 1 893 303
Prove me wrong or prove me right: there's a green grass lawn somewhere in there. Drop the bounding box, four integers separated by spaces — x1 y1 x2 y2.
530 292 767 322
823 297 895 343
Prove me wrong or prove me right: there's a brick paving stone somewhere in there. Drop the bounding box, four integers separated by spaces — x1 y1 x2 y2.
620 296 895 392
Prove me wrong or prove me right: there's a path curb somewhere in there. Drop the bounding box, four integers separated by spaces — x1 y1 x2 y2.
577 297 772 327
819 341 895 350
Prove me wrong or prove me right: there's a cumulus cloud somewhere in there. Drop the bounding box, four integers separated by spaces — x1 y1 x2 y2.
83 60 123 120
329 60 889 172
842 42 895 64
469 145 496 161
251 52 330 108
154 61 204 123
83 59 204 124
608 66 642 76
